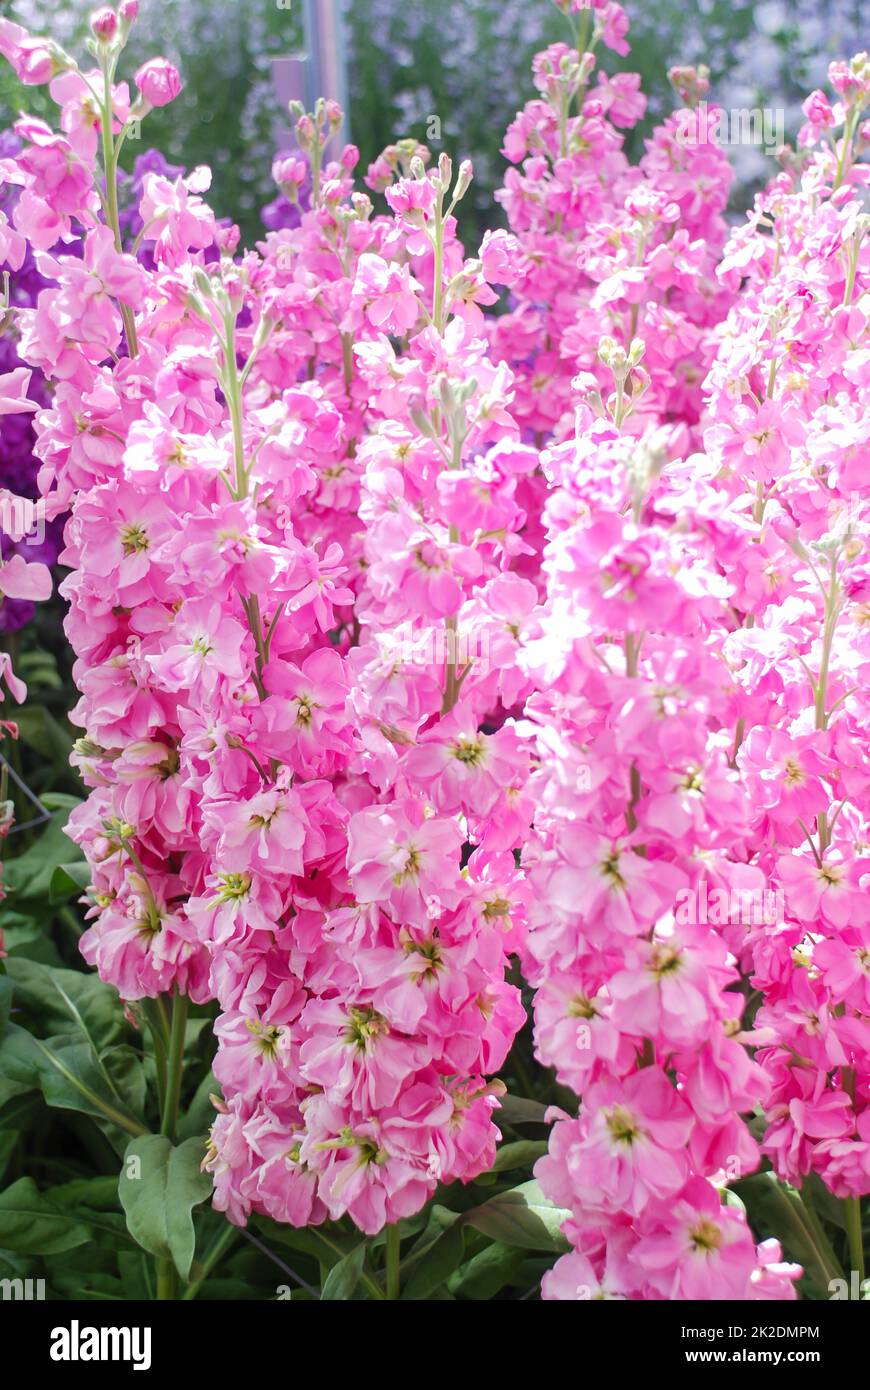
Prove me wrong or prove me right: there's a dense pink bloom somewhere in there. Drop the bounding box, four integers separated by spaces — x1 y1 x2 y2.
1 1 865 1298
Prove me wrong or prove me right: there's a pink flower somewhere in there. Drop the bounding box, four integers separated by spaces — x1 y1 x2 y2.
354 253 422 335
134 57 182 108
0 367 38 415
635 1178 770 1300
536 1069 694 1217
0 553 52 602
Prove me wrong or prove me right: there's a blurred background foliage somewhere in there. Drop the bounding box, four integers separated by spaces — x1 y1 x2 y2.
0 0 867 245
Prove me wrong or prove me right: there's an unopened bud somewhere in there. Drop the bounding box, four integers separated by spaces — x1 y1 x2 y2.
90 7 118 42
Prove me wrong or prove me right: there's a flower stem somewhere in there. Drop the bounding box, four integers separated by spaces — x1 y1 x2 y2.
99 57 138 356
182 1220 239 1301
433 187 445 332
844 1197 865 1292
160 989 188 1144
156 1257 177 1302
385 1223 401 1300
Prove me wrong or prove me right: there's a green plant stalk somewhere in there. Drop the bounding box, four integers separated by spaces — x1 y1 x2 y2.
152 991 188 1301
143 999 169 1114
182 1220 239 1301
833 105 860 190
385 1222 402 1300
160 990 188 1144
844 1196 865 1291
807 558 864 1256
99 58 138 356
433 187 445 333
156 1257 176 1302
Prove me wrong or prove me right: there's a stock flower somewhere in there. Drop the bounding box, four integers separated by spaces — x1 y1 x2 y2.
2 2 866 1287
134 57 182 108
0 367 38 414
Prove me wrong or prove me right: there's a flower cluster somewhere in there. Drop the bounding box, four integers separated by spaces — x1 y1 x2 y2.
521 38 869 1299
1 0 867 1297
1 7 529 1237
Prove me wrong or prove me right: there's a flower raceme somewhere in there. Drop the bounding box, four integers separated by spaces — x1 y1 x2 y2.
1 8 528 1238
513 31 870 1299
0 0 867 1299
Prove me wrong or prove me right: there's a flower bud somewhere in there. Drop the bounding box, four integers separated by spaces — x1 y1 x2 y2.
90 7 118 42
452 159 474 203
134 57 182 108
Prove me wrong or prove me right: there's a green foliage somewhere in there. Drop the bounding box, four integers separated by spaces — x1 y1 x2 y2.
118 1135 212 1280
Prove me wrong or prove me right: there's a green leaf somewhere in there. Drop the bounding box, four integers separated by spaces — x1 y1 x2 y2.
497 1094 551 1126
463 1180 571 1253
320 1243 366 1300
3 957 127 1051
736 1172 843 1297
119 1135 213 1281
0 1024 145 1143
0 976 12 1033
253 1215 353 1268
0 1130 17 1182
489 1140 549 1173
401 1222 465 1299
1 811 81 904
47 1176 121 1209
101 1045 147 1123
0 1248 33 1282
177 1069 220 1141
448 1240 527 1299
49 862 91 903
802 1172 848 1233
41 1176 138 1250
12 706 74 763
0 1178 91 1255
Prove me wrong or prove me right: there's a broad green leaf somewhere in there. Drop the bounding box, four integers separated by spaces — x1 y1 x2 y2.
3 957 127 1051
0 1177 91 1255
802 1172 848 1234
254 1214 354 1268
497 1094 551 1126
39 1176 137 1251
0 1248 33 1282
52 1270 126 1301
177 1069 220 1141
0 976 12 1033
2 811 81 903
49 862 92 903
489 1140 549 1173
736 1172 843 1297
119 1135 213 1281
448 1240 527 1299
463 1180 571 1253
0 1130 17 1182
320 1242 366 1301
401 1222 465 1300
49 1176 125 1211
12 707 74 763
0 1024 145 1143
101 1046 147 1123
0 908 46 955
